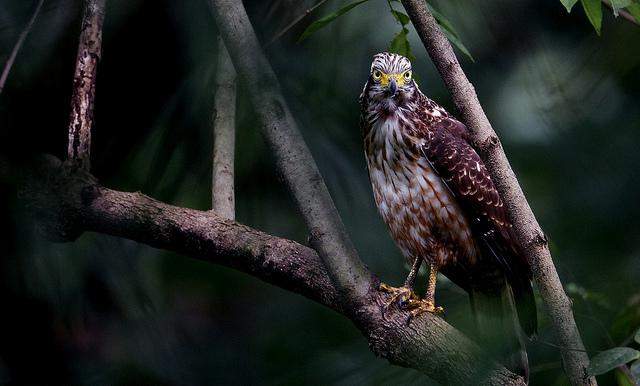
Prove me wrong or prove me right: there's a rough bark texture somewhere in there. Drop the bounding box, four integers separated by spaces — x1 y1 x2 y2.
209 0 372 310
0 0 45 95
67 0 106 170
211 37 236 220
400 1 595 385
11 154 526 386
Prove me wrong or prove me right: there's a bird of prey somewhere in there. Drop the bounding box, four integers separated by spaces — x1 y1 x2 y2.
359 52 537 378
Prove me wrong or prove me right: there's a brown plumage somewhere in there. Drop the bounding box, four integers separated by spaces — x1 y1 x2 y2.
360 52 536 380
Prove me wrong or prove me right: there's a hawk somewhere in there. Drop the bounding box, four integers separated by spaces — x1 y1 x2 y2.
360 52 537 378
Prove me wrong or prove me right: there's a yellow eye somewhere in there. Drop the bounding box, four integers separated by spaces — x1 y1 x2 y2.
403 71 412 80
372 70 382 80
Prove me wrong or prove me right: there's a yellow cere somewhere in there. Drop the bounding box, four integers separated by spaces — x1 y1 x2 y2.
378 72 408 87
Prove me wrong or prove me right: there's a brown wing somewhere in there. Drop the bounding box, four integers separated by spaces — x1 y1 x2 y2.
422 119 526 270
418 115 537 335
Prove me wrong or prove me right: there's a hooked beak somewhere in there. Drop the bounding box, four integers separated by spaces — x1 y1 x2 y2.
388 78 398 96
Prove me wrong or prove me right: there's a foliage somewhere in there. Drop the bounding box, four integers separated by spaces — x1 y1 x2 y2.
609 0 634 16
587 347 640 376
298 0 371 42
628 3 640 21
299 0 473 61
426 3 473 61
387 2 416 62
581 0 603 35
559 0 640 34
560 0 579 12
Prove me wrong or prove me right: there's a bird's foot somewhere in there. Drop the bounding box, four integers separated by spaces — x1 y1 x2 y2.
407 299 444 317
379 282 419 310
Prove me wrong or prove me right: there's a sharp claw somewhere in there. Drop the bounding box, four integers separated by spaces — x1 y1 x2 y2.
405 300 445 324
379 283 418 310
379 283 444 323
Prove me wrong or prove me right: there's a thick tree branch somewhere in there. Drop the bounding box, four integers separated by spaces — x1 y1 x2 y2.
211 37 236 220
67 0 106 170
209 0 371 310
14 154 525 386
0 0 45 95
400 1 595 385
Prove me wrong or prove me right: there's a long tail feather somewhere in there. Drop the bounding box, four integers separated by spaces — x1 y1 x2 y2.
470 283 530 382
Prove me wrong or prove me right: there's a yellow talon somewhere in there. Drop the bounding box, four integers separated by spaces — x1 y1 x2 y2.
408 300 444 317
379 282 444 323
379 283 418 309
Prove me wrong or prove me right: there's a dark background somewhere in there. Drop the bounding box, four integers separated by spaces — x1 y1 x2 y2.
1 0 639 384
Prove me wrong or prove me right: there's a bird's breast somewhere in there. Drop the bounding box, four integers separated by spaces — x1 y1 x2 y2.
365 116 477 266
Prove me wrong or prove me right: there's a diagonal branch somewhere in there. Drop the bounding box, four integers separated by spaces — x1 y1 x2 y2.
0 0 45 95
67 0 107 171
13 154 525 386
265 0 330 47
211 37 236 219
400 1 596 385
209 0 371 310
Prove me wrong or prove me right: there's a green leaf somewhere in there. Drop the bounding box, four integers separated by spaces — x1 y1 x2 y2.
626 3 640 23
389 27 416 62
428 4 457 36
588 347 640 376
441 28 474 63
298 0 371 43
560 0 579 12
635 326 640 344
581 0 603 35
427 4 474 61
390 9 410 26
610 0 633 16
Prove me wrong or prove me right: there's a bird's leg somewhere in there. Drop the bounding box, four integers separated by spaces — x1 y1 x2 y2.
404 256 422 289
401 263 444 323
408 263 444 317
379 257 423 309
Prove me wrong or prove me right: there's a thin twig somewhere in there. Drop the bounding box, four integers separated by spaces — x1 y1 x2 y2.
211 36 236 220
530 337 594 354
602 0 639 27
265 0 329 47
67 0 106 171
0 0 45 95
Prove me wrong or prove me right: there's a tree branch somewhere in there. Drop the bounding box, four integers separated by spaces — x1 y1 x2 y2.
0 0 45 95
400 1 596 385
13 154 525 386
265 0 330 47
67 0 106 170
209 0 371 310
211 37 236 220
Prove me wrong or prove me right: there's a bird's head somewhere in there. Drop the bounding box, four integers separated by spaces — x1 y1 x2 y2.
365 52 416 107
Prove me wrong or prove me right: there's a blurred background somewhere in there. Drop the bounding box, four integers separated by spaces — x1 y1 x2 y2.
1 0 639 384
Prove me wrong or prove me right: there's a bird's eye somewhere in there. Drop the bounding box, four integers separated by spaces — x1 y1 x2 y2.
372 70 382 81
403 71 412 80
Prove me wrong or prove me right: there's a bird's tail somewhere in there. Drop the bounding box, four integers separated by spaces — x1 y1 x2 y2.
470 282 531 382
